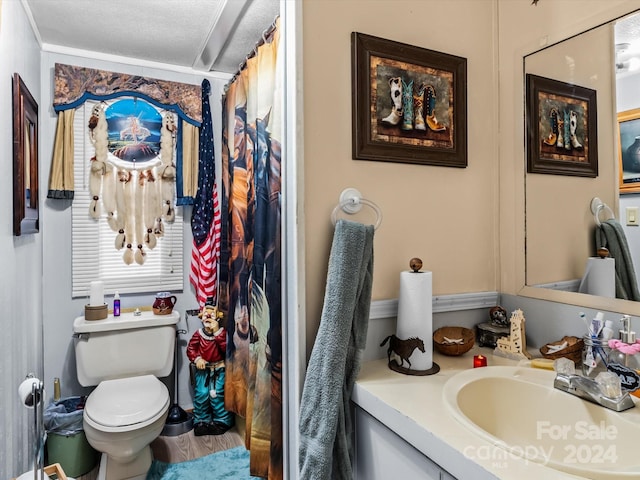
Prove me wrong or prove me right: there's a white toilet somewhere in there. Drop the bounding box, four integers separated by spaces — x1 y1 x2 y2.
73 310 179 480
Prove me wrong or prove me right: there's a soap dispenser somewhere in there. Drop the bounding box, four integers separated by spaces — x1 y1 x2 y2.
607 315 640 397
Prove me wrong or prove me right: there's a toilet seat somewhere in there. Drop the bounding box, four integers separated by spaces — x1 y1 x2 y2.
84 375 169 433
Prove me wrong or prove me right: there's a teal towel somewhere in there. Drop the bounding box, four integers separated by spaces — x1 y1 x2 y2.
299 220 375 480
595 219 640 301
146 446 262 479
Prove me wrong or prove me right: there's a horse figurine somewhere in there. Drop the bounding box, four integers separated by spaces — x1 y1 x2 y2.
380 334 425 368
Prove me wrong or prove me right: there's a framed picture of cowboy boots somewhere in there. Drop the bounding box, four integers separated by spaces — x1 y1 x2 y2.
351 32 467 167
525 74 598 177
617 108 640 194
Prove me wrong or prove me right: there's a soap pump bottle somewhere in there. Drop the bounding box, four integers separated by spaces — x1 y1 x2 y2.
607 315 640 397
619 315 635 343
113 291 121 317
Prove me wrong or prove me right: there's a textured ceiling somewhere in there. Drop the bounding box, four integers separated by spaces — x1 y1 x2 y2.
23 0 280 74
615 10 640 73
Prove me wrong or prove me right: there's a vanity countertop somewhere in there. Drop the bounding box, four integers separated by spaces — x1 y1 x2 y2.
353 346 594 480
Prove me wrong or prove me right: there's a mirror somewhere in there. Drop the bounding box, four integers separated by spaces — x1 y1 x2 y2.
524 10 640 311
12 73 39 236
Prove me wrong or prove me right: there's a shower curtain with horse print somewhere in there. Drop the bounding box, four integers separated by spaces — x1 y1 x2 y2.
219 18 282 480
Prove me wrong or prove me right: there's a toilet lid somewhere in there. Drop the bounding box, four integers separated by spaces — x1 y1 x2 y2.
85 375 169 428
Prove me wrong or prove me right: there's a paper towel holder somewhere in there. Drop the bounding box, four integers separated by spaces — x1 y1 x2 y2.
382 257 440 376
381 334 441 376
409 257 423 273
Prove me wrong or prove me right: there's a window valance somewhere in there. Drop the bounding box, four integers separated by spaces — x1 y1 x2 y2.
48 63 202 204
53 63 202 126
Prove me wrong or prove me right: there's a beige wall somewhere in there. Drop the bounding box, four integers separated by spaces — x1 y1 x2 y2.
302 0 640 353
302 0 499 350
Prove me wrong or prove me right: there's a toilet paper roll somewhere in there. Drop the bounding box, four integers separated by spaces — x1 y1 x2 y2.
396 270 433 371
18 377 44 409
89 280 104 307
578 257 615 298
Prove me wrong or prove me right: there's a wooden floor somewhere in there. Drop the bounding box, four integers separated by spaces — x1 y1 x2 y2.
74 427 244 479
150 427 244 463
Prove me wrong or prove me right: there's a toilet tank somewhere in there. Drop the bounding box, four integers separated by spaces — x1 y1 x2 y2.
73 310 179 387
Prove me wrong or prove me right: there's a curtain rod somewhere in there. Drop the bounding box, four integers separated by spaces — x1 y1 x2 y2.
224 15 280 91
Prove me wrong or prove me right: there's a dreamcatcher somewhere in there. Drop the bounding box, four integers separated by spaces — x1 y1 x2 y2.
87 100 177 265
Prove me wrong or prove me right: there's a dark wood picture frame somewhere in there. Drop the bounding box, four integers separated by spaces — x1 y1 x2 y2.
617 108 640 194
526 74 597 177
351 32 467 167
13 73 39 236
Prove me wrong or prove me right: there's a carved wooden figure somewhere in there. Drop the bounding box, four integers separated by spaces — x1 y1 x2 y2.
495 309 532 360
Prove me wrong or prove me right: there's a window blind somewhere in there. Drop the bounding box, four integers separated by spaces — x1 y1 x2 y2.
72 101 184 298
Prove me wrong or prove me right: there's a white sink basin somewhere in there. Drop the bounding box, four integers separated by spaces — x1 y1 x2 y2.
443 366 640 479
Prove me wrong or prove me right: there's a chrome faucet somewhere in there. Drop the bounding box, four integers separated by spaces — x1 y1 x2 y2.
554 373 636 412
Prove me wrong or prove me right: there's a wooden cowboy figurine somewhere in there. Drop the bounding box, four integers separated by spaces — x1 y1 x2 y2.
187 303 234 436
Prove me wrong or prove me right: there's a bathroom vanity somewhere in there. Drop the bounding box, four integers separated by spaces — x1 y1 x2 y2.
353 347 640 480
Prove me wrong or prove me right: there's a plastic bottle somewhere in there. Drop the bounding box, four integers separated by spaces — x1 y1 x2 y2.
602 320 615 341
113 291 121 317
53 377 61 402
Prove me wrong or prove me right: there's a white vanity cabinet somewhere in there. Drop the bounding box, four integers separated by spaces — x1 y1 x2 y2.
352 355 586 480
354 406 456 480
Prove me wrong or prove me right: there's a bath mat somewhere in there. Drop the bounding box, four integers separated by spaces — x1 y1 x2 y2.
146 446 263 479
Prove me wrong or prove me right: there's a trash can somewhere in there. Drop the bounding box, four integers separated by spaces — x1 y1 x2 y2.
44 396 100 478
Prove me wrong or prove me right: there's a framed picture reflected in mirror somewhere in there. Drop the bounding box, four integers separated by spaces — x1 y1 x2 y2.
617 108 640 194
526 74 597 177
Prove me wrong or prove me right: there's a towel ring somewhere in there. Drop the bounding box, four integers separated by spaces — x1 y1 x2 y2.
331 188 382 230
590 197 615 227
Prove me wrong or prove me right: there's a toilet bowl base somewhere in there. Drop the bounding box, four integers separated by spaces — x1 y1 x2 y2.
96 446 152 480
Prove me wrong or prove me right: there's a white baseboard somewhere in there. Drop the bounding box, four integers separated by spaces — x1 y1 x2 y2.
530 279 580 292
369 291 500 320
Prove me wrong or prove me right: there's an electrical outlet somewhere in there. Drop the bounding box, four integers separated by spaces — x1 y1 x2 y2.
627 206 639 226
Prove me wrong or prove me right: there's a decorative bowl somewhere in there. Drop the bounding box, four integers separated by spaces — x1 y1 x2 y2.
433 326 475 356
539 335 583 364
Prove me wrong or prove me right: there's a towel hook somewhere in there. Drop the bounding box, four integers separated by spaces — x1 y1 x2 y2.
331 188 382 230
590 197 615 227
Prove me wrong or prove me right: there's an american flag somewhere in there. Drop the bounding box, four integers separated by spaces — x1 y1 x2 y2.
190 79 221 307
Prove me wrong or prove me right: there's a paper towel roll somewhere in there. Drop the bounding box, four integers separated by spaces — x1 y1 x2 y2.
89 280 104 306
578 257 615 298
396 270 433 371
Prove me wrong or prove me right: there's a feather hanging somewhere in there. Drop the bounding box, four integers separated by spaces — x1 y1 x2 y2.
123 244 134 265
143 169 159 249
114 170 128 239
159 113 176 223
102 164 118 231
134 244 146 265
121 170 134 262
115 229 126 250
155 217 165 237
88 104 108 220
88 157 104 219
160 164 176 222
134 171 145 255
